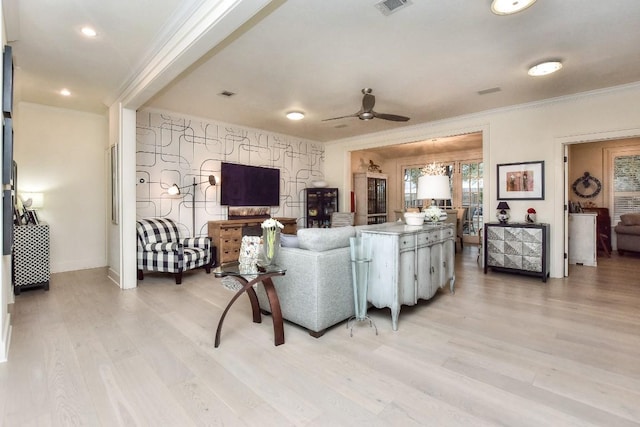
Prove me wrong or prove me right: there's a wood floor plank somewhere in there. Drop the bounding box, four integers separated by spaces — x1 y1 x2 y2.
1 250 639 426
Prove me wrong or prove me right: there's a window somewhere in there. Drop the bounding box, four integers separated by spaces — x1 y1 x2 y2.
461 161 483 236
403 160 483 238
612 153 640 222
403 164 453 209
403 167 422 209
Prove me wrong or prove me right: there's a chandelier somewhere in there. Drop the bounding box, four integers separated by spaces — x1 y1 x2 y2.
420 162 448 176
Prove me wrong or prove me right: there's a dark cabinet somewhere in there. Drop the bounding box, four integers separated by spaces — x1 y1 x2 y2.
581 207 612 253
305 188 338 228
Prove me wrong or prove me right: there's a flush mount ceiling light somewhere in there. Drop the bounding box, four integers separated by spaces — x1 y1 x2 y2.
491 0 537 15
528 61 563 77
60 88 71 96
81 26 97 37
286 111 305 120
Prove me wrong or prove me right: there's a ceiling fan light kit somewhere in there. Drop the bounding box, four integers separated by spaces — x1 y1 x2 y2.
491 0 537 15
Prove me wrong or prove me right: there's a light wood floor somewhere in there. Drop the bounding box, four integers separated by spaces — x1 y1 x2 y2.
1 248 639 426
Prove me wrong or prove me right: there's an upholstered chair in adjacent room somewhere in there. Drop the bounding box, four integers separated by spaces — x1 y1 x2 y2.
330 212 355 227
136 218 212 284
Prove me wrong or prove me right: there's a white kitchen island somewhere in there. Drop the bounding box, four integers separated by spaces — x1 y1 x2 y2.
360 222 455 331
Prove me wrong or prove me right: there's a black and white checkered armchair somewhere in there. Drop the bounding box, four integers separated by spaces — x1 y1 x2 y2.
136 218 212 284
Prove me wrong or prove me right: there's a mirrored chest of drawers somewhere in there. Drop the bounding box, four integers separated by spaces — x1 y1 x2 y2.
484 222 550 282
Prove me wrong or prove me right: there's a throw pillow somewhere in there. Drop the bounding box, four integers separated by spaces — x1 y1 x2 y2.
280 233 299 248
620 213 640 226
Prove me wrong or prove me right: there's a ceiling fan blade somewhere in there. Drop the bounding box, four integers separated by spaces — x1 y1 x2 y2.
321 113 359 121
362 93 375 112
372 112 410 122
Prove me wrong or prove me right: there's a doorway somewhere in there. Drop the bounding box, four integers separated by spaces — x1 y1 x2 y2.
564 136 640 276
350 131 484 246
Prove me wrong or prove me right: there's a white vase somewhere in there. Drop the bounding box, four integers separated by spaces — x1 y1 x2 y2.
526 213 536 223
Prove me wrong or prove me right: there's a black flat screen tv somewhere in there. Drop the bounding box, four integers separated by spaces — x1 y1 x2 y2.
220 162 280 206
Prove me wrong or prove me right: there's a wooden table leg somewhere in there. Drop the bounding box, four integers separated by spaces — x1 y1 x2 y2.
245 286 261 323
215 277 262 348
261 277 285 346
215 271 285 347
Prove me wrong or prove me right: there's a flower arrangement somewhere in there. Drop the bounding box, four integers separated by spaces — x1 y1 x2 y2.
424 207 442 222
261 218 284 261
527 208 536 214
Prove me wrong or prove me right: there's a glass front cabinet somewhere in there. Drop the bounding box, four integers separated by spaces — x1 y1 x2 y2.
354 172 388 225
305 188 338 228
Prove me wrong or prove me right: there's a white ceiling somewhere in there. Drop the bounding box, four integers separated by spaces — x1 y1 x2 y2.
6 0 640 143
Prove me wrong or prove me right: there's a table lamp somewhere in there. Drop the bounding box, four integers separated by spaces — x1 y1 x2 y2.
417 174 452 222
496 201 510 223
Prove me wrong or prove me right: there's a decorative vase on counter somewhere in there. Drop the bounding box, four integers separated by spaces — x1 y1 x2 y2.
525 208 537 223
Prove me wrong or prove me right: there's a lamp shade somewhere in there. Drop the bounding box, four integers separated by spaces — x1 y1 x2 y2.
497 201 510 210
417 175 451 201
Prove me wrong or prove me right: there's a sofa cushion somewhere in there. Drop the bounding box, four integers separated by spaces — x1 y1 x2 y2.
615 224 640 236
280 233 299 248
297 226 355 252
620 213 640 226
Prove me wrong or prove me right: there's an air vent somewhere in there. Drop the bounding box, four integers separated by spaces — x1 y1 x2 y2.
218 90 236 97
477 87 502 95
375 0 412 16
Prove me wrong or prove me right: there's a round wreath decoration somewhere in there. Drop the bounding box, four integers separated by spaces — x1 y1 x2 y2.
571 171 602 199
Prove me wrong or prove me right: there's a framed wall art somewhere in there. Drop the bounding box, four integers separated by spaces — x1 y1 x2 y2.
497 160 544 200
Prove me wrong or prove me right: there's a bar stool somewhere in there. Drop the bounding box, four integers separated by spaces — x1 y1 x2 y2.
347 236 378 336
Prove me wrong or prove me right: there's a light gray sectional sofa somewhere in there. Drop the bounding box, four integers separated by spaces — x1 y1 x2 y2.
255 224 386 337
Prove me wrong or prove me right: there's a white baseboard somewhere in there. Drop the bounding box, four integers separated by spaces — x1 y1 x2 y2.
107 267 120 288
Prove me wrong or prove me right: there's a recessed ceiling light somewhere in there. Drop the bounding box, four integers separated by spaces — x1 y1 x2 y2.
60 88 71 96
81 26 97 37
528 61 563 77
286 111 305 120
491 0 537 15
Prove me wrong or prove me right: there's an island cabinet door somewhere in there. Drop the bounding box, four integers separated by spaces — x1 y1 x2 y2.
416 243 432 301
397 234 417 306
430 242 443 296
366 233 400 309
441 238 455 288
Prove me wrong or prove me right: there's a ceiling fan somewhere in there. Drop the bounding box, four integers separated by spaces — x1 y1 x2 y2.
322 88 410 122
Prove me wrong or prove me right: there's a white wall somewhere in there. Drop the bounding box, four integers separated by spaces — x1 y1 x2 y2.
14 103 109 273
325 82 640 279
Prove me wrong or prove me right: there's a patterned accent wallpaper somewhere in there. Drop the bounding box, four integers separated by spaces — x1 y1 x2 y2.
136 110 325 237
